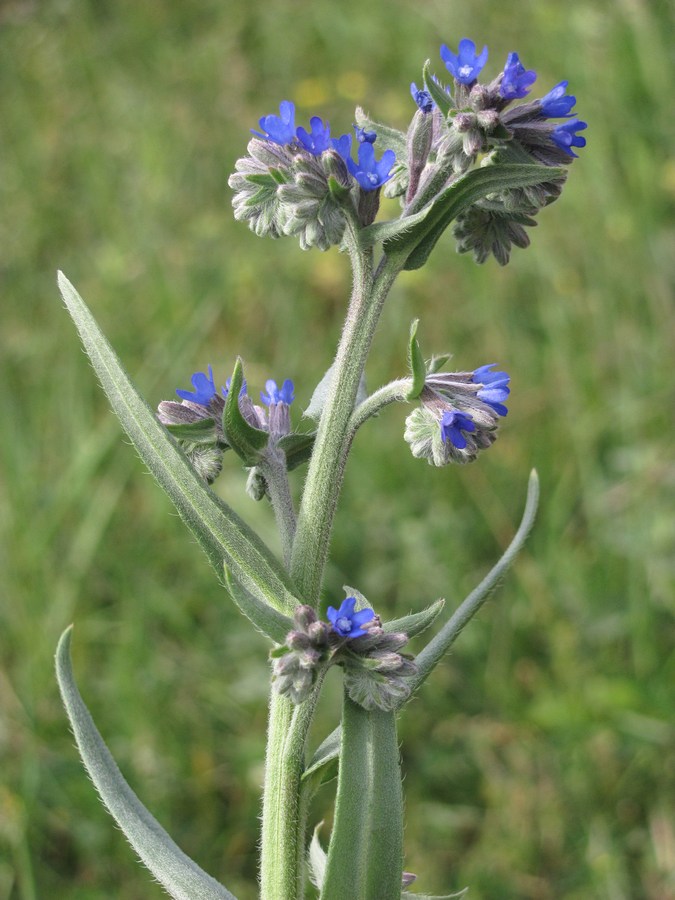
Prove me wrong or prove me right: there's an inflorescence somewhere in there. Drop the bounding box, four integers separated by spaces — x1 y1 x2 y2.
405 363 511 465
229 36 586 264
271 599 417 710
157 366 295 484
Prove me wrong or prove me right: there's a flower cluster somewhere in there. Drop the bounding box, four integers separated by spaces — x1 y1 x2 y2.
157 366 295 483
230 37 586 264
272 598 417 710
405 363 510 465
389 37 587 263
229 102 397 249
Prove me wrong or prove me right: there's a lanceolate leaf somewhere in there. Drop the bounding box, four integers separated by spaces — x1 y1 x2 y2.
382 164 565 270
410 470 540 695
224 565 294 644
55 628 237 900
57 273 296 615
407 318 426 400
302 727 341 786
222 358 269 464
384 597 445 639
302 472 538 779
276 431 316 471
320 696 403 900
402 889 468 899
354 106 407 157
166 418 219 444
422 59 452 118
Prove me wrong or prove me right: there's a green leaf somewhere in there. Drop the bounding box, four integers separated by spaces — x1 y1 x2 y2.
308 823 328 891
381 164 565 271
276 431 315 471
320 696 403 900
222 357 269 464
407 318 426 399
409 470 540 697
358 205 431 248
422 60 452 118
354 106 407 158
57 273 295 614
427 354 451 375
166 418 219 444
302 727 341 785
223 565 294 644
304 362 367 422
55 627 237 900
385 597 445 639
402 889 468 899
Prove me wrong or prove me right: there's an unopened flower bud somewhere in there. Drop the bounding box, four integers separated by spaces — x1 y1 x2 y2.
406 108 435 203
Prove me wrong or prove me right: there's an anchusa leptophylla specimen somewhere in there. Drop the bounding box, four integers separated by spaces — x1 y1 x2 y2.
56 34 584 900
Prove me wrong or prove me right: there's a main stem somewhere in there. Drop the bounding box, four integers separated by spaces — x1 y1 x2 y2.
290 232 406 604
260 689 320 900
260 219 406 899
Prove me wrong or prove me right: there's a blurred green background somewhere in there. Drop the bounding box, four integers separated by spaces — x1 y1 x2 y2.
2 0 674 897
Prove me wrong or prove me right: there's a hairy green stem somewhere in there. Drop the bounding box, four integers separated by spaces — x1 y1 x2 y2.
290 234 407 603
259 449 297 567
348 377 412 434
260 683 322 900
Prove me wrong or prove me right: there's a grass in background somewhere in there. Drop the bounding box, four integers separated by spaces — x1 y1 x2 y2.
1 0 674 897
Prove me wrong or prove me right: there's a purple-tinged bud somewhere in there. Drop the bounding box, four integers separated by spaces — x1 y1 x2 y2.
410 82 433 113
539 80 576 118
499 52 537 101
294 605 318 630
405 109 434 203
354 124 377 144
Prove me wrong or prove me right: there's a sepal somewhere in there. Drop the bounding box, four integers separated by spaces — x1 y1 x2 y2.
55 627 237 900
222 358 269 464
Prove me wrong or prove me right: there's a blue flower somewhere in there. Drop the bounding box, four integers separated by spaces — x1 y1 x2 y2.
296 116 332 155
411 82 433 113
472 364 510 416
440 409 476 449
327 597 375 638
251 100 296 145
499 52 537 100
540 81 576 118
176 366 217 405
551 119 588 157
260 378 295 406
347 142 396 191
440 39 489 85
331 132 353 162
354 125 377 144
